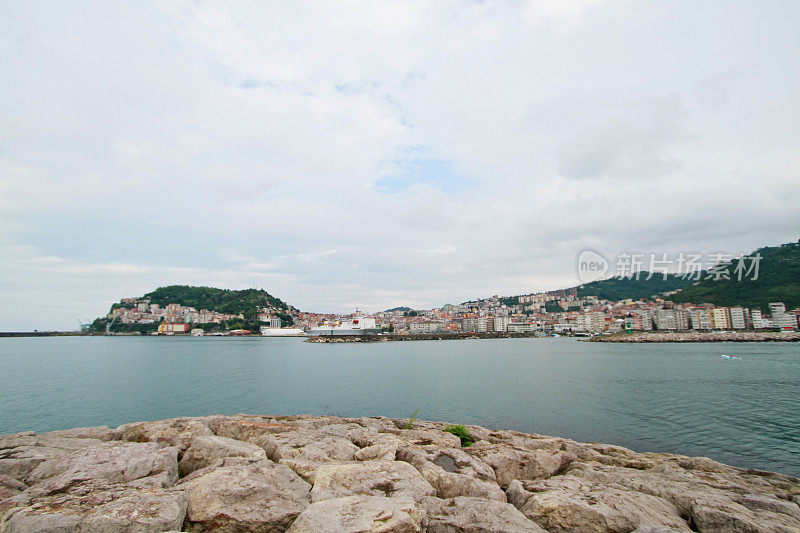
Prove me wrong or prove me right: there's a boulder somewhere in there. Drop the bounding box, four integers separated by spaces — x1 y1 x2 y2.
310 461 436 503
392 429 462 449
78 490 187 532
25 441 179 494
179 435 266 476
179 457 311 531
0 435 109 482
118 418 213 451
248 429 362 482
288 495 426 532
570 460 800 530
422 496 547 532
0 474 27 499
631 525 681 533
465 442 575 488
0 508 82 532
397 446 505 501
39 426 122 442
507 476 691 533
1 487 187 533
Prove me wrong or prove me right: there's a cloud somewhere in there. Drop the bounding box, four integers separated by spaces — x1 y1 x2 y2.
556 93 691 180
1 1 799 329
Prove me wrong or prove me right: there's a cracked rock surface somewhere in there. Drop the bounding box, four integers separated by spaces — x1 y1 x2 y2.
1 415 798 532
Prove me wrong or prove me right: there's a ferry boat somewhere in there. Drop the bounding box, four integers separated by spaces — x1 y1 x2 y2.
260 326 306 337
307 314 380 336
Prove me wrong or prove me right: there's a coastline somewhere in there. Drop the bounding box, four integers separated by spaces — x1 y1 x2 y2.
304 332 550 343
1 414 798 532
588 330 800 343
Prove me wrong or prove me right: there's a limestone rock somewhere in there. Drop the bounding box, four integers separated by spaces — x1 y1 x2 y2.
631 525 681 533
179 457 311 531
118 418 213 450
393 429 462 449
466 442 575 488
79 490 188 532
397 446 505 501
1 487 187 533
507 476 691 533
2 414 799 533
288 495 426 533
0 475 27 499
179 434 266 476
39 426 122 442
422 496 547 532
311 460 436 503
25 441 179 494
569 460 800 530
0 508 82 532
0 435 108 482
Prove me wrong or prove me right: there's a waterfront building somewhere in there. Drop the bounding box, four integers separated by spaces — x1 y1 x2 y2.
690 308 712 330
729 307 748 330
494 316 509 332
711 308 731 329
576 312 605 333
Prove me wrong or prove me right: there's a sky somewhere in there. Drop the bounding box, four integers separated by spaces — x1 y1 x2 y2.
1 1 799 330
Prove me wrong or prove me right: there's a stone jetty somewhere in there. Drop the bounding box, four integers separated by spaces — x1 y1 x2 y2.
305 332 542 343
1 415 799 532
589 331 800 343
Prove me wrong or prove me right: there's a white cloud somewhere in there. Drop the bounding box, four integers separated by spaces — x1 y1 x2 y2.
1 1 799 329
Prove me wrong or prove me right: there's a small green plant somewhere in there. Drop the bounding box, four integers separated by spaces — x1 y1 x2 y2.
444 424 473 447
404 409 420 430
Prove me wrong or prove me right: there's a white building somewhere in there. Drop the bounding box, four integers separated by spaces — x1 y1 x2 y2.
690 309 712 330
751 309 773 329
508 323 536 333
654 309 689 331
409 322 443 334
493 316 509 332
729 307 748 329
770 303 797 330
576 312 605 333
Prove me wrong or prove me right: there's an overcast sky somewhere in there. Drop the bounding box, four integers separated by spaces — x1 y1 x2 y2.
1 1 799 330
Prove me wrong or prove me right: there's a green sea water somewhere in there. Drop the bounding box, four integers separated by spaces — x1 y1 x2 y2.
0 336 797 475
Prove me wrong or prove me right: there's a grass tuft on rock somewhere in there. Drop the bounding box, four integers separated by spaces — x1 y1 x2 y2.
444 424 473 447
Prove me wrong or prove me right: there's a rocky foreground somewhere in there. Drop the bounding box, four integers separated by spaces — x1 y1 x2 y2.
1 415 799 532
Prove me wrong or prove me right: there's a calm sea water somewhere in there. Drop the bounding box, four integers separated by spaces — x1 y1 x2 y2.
0 336 797 475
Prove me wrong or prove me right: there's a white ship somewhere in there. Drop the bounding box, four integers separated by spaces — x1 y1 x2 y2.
308 314 380 336
260 326 306 337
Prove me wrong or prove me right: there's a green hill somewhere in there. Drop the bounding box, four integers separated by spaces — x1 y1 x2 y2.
667 240 800 312
96 285 296 333
142 285 293 319
574 273 694 301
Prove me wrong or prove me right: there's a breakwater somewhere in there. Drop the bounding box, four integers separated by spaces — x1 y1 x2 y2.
1 414 799 532
589 330 800 343
305 332 547 342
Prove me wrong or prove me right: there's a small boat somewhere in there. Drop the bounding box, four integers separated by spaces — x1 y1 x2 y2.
720 354 740 360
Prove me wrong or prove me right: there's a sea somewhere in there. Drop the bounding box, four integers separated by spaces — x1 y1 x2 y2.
0 336 797 476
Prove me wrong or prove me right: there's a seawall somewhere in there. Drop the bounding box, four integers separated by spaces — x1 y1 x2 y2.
589 330 800 343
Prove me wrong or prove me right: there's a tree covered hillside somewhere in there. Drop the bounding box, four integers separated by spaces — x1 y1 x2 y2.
667 241 800 312
575 273 694 301
142 285 292 319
